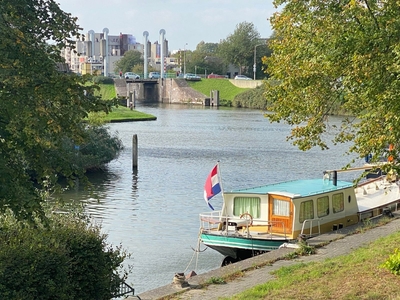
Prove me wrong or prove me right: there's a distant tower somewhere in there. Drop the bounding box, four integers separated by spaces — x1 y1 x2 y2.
88 30 95 58
102 28 109 76
159 29 166 79
143 31 149 79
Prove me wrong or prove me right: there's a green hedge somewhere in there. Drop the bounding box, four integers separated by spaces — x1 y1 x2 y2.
232 85 267 109
0 208 128 300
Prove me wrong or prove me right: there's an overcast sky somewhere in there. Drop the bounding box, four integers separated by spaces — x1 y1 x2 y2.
56 0 277 51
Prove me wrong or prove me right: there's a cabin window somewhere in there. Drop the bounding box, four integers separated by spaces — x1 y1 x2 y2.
233 197 260 218
299 200 314 223
273 198 290 216
317 196 329 217
333 193 344 213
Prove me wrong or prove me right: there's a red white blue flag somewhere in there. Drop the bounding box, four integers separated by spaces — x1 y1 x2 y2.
203 164 221 210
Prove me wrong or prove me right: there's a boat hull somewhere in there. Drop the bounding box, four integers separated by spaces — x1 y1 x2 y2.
200 232 289 260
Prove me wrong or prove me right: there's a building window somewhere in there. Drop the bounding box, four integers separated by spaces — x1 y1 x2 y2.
333 193 344 213
317 196 329 217
300 200 314 223
233 197 260 218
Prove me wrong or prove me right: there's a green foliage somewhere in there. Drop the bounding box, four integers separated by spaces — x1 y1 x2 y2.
0 1 116 222
232 85 267 109
297 241 316 256
0 206 128 299
184 43 225 75
92 76 114 84
266 0 400 168
381 248 400 275
51 125 123 172
218 22 261 76
206 276 226 285
114 50 142 73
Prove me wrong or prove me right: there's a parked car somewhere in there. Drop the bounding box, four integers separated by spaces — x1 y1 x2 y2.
149 72 160 79
234 75 252 80
184 73 201 81
125 72 140 79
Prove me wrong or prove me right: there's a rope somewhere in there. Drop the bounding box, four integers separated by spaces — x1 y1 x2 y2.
184 227 207 273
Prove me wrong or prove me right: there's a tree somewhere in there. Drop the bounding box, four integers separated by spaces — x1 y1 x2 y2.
196 41 219 54
218 22 261 76
0 0 114 222
114 50 142 73
265 0 400 171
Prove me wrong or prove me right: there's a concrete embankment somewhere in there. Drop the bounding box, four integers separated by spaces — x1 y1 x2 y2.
113 78 264 105
127 214 400 300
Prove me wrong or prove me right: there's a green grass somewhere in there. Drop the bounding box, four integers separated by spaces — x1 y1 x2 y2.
222 230 400 300
94 83 117 100
186 78 249 101
88 83 156 122
103 106 156 122
88 106 156 123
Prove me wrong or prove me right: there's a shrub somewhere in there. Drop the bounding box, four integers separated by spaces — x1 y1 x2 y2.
232 85 267 109
381 248 400 275
0 207 129 299
47 125 123 172
92 76 114 84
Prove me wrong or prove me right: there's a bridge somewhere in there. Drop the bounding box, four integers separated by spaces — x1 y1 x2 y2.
113 78 207 105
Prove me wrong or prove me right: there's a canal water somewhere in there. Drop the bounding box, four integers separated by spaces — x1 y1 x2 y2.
62 103 360 294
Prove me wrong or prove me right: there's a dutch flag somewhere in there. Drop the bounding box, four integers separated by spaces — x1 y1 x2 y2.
203 164 221 210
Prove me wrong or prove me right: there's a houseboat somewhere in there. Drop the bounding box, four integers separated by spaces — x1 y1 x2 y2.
199 165 400 265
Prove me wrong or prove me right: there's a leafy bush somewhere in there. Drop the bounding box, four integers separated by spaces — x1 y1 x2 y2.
232 85 267 109
46 125 123 173
0 207 128 299
75 125 124 171
381 248 400 275
92 76 114 84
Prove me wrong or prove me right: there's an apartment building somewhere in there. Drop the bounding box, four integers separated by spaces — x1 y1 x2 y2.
62 29 171 76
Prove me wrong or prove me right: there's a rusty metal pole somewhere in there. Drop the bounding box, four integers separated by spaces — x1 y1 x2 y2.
132 134 138 170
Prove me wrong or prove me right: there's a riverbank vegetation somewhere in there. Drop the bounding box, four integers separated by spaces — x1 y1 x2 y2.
0 205 128 299
226 229 400 300
1 0 130 295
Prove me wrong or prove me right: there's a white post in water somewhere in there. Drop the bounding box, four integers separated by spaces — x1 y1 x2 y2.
132 134 138 170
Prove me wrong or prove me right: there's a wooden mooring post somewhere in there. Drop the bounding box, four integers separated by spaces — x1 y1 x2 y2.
132 134 138 170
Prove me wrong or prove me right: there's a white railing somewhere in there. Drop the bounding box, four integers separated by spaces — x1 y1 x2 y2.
199 211 226 230
300 219 321 238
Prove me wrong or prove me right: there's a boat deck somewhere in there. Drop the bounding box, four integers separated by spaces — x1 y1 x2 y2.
202 228 289 241
355 177 400 213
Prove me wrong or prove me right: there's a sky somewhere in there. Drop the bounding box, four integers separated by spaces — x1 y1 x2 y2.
56 0 277 51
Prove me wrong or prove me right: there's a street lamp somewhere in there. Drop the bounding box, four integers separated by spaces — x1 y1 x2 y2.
183 43 188 75
253 44 264 80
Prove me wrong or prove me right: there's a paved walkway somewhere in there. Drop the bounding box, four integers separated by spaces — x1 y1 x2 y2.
131 215 400 300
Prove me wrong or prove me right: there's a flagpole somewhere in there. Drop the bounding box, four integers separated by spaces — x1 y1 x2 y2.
217 161 227 226
216 161 225 196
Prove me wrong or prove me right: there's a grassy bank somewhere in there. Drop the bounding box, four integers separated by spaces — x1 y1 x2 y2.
186 79 249 101
97 106 156 122
91 83 156 122
224 228 400 300
94 83 117 100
